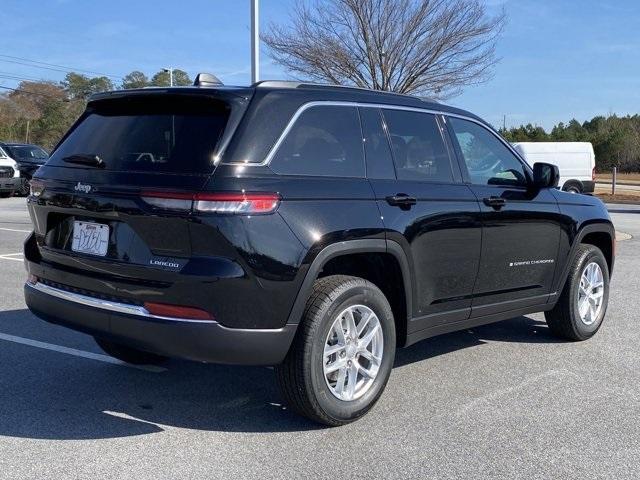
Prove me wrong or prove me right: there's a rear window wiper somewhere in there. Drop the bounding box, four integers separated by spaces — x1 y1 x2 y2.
62 154 105 168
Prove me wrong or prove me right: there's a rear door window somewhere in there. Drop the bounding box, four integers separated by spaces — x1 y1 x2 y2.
382 109 453 183
270 105 365 177
48 95 231 174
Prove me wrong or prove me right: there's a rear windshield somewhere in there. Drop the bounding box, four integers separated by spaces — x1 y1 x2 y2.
48 95 231 173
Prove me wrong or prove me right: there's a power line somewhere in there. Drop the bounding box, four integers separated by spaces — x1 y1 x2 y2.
0 54 122 80
0 85 67 100
0 58 94 77
0 54 122 79
0 70 44 80
0 72 46 82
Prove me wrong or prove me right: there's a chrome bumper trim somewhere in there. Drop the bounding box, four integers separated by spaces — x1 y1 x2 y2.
26 281 218 324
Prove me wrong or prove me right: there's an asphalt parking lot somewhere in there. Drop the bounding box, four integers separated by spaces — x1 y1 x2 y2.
0 196 638 479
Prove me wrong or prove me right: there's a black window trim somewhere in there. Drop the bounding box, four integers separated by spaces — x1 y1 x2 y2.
358 106 390 180
436 115 464 184
441 114 533 188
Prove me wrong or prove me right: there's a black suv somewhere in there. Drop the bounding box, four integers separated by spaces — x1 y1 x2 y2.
1 142 49 195
24 79 614 426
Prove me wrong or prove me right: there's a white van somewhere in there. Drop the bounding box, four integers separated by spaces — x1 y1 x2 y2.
512 142 596 194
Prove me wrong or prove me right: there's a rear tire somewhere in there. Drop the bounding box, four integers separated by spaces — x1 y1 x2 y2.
0 191 13 198
545 244 609 341
276 275 396 426
94 337 167 365
563 182 582 194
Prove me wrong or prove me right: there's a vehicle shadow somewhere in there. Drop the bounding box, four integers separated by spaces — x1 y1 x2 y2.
0 309 559 440
395 314 559 367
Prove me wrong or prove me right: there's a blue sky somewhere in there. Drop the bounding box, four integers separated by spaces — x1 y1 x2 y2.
1 0 639 129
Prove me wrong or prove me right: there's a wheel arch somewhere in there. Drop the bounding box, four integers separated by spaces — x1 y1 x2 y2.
554 222 615 298
581 229 614 275
286 239 413 347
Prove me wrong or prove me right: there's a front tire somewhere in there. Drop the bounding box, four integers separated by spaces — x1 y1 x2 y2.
545 244 610 340
17 179 30 197
94 337 167 365
0 191 13 198
276 275 396 426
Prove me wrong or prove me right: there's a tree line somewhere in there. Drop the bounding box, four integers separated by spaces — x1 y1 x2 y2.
0 69 191 150
1 0 506 150
1 68 639 174
499 116 640 173
2 1 636 173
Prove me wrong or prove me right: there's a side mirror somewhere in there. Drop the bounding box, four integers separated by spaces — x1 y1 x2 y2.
532 162 559 189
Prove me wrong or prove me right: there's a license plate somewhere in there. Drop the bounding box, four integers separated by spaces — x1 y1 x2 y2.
71 221 109 257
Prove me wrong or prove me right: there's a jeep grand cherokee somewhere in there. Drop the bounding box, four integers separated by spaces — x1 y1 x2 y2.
24 77 614 426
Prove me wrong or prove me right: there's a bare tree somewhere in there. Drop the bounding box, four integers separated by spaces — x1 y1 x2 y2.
263 0 505 99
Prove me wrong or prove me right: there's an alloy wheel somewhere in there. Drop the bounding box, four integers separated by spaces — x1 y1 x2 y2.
578 261 604 326
323 305 384 401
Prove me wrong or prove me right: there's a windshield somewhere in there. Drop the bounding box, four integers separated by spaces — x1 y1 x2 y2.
48 95 231 174
6 145 48 161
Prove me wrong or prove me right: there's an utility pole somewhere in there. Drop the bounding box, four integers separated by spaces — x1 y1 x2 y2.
25 120 30 143
251 0 260 84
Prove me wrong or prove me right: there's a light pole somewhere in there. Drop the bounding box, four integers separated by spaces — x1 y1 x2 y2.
251 0 259 83
162 67 174 87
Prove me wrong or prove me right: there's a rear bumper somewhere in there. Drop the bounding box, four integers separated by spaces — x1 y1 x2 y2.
24 281 297 365
582 180 595 193
0 177 20 192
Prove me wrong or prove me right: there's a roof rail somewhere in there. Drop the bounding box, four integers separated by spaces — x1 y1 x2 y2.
253 80 303 89
252 80 437 103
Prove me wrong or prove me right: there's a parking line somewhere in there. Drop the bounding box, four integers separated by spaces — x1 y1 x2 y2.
0 227 31 233
0 332 167 373
0 256 22 262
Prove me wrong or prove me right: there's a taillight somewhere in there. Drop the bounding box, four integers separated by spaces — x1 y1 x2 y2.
143 302 214 321
141 191 280 215
592 167 596 181
29 179 45 197
194 192 280 214
141 191 194 211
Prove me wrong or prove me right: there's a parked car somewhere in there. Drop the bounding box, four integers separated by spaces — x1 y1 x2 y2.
0 143 49 196
0 145 22 197
23 78 614 426
513 142 596 194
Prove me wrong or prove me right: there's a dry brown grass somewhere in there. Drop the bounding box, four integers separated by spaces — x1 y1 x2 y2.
596 192 640 204
598 172 640 183
596 186 640 196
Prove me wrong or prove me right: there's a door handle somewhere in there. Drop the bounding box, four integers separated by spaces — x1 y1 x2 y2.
483 196 507 210
386 194 417 210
